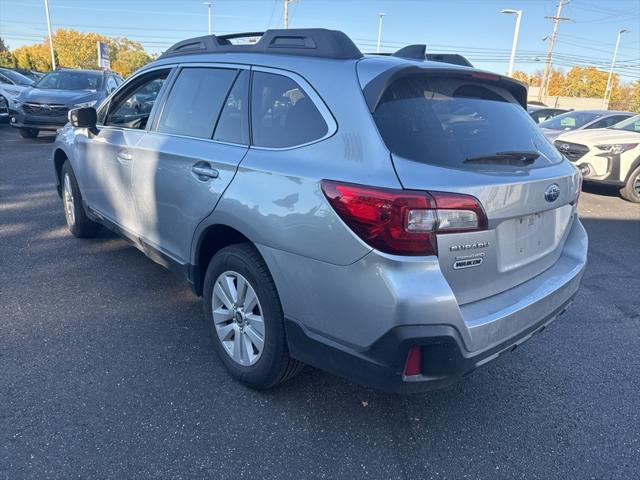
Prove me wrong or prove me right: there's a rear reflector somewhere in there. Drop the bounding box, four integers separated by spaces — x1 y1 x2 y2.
404 346 422 376
321 180 487 256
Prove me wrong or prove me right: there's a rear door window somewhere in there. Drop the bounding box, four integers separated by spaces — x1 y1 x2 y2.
251 71 328 148
372 75 562 170
213 70 249 145
157 67 238 139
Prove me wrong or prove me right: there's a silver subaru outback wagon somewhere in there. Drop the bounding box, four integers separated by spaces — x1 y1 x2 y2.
51 29 587 393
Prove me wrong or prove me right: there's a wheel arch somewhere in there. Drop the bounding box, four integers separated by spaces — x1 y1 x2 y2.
623 154 640 183
191 223 255 296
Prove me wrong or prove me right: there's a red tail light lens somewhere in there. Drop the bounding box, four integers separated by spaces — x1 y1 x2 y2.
321 180 487 256
404 346 422 376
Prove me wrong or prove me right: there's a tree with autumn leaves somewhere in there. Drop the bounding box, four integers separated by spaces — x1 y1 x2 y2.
511 66 639 112
0 30 154 77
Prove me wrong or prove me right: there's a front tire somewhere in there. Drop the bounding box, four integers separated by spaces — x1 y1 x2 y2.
203 244 304 389
19 127 39 139
620 165 640 203
61 161 100 238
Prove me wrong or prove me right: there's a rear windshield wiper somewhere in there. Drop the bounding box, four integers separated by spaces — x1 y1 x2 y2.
463 151 540 166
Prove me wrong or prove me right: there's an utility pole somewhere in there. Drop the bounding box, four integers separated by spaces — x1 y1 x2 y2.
376 12 386 53
602 28 629 109
538 0 571 101
203 2 212 35
43 0 56 70
501 9 523 77
284 0 298 29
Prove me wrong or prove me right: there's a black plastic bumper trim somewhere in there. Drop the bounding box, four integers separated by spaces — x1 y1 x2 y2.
285 296 575 394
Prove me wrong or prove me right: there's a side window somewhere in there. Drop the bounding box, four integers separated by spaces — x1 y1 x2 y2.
105 69 169 130
213 70 249 145
157 67 237 139
587 115 629 129
106 76 118 93
251 71 328 148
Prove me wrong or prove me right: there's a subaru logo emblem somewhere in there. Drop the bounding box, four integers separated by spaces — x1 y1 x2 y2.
559 143 571 151
545 184 560 202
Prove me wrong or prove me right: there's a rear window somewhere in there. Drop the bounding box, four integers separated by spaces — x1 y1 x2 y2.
372 76 562 169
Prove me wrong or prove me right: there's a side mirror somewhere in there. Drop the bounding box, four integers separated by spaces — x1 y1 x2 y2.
68 106 98 134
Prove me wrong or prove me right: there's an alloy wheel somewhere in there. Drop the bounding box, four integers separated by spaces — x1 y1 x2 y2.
63 173 75 226
212 270 265 366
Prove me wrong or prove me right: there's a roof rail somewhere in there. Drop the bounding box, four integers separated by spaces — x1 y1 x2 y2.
160 29 363 60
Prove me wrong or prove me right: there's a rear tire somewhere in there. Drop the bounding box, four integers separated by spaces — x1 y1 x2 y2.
61 161 100 238
203 243 304 389
19 128 39 139
620 165 640 203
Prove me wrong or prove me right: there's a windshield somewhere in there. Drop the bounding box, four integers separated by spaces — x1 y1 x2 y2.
609 115 640 133
539 111 601 131
372 75 562 170
0 69 34 86
35 71 103 91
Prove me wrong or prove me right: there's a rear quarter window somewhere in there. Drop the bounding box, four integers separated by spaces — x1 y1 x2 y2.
251 71 328 148
372 75 562 169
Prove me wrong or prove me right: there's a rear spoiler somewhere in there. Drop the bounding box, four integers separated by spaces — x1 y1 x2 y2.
362 65 528 112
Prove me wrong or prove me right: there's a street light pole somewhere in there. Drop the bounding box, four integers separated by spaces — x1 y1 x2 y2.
602 28 629 109
501 9 522 77
283 0 298 29
203 2 212 35
376 12 386 54
43 0 56 70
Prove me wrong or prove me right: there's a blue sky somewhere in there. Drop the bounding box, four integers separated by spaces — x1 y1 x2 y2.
1 0 638 81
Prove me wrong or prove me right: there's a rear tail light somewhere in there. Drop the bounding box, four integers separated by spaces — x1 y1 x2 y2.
321 180 487 256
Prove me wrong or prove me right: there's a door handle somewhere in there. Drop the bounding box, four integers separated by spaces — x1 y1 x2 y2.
116 149 133 162
192 163 219 180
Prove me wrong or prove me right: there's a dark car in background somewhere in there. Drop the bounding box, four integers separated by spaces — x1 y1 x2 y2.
527 104 569 124
10 69 122 138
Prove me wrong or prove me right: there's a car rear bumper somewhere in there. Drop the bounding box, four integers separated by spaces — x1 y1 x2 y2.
268 218 587 393
286 297 574 393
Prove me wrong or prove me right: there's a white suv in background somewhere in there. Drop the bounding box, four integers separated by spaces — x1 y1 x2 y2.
554 115 640 203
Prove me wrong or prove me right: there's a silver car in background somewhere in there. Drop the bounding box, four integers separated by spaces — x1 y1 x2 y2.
539 109 634 142
51 29 587 393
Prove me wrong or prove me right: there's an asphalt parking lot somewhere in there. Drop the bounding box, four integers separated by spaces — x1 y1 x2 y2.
1 124 639 480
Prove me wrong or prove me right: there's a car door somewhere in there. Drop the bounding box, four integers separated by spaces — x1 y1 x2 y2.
132 65 250 266
78 67 173 235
